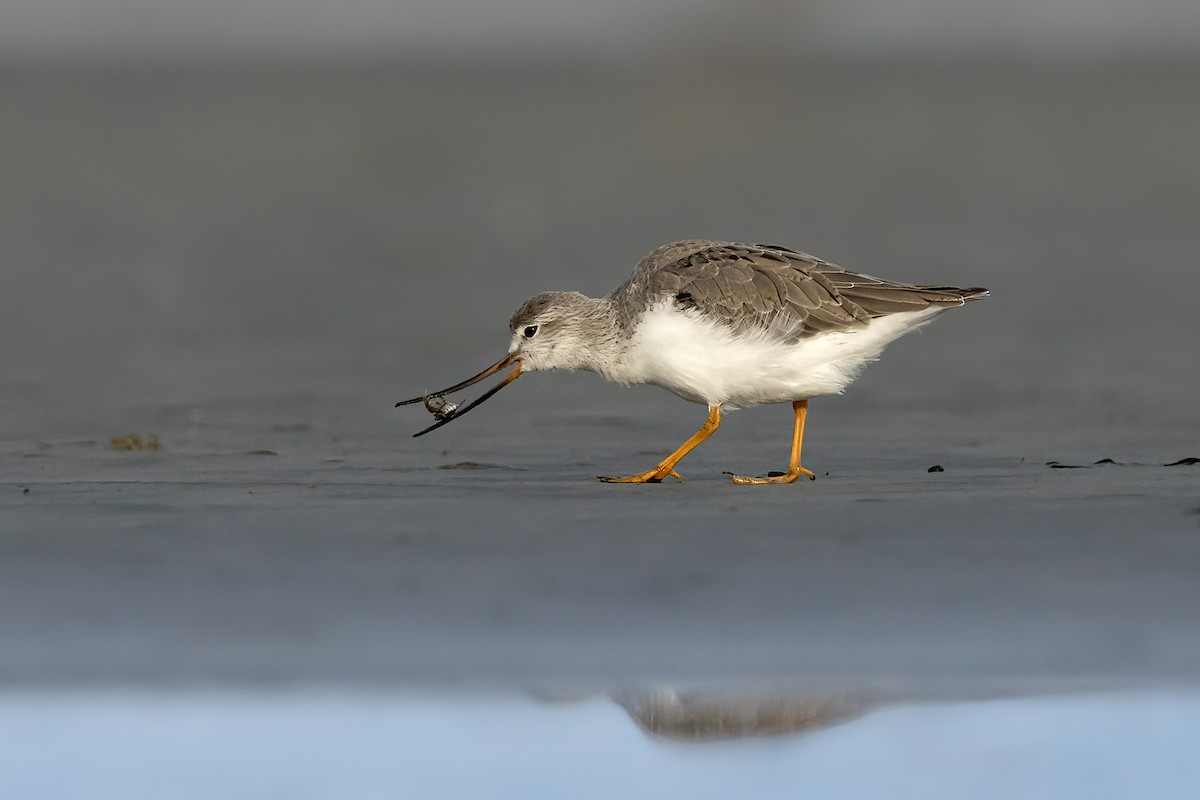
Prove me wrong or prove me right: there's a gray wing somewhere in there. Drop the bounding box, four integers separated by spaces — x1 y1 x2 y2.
612 240 986 340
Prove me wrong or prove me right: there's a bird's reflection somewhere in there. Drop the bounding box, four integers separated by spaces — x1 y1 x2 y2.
535 682 1099 743
611 686 872 742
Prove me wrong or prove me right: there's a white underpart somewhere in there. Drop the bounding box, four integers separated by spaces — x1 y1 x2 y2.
607 302 945 408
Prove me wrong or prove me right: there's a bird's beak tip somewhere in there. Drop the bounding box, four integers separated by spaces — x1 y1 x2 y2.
401 354 524 437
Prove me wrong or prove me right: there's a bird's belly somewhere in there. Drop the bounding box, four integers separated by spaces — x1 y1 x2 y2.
612 304 942 408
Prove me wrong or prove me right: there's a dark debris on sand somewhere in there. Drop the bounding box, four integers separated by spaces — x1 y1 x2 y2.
1046 456 1199 469
438 461 525 471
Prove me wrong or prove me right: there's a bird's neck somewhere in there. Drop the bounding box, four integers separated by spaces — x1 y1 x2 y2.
569 296 632 376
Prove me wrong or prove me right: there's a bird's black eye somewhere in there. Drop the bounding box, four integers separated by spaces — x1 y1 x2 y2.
523 325 539 338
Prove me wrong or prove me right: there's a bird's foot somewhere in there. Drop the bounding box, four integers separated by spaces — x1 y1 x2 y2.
598 468 683 484
726 466 816 485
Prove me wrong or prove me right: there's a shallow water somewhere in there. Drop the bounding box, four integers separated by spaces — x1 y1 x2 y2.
3 688 1199 798
1 59 1199 793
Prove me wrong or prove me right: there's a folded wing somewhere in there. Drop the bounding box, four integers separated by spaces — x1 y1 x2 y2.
614 240 986 341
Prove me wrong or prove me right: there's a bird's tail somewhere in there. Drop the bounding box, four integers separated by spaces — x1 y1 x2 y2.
914 285 989 304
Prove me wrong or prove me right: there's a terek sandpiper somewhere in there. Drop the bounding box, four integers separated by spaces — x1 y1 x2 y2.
397 240 986 484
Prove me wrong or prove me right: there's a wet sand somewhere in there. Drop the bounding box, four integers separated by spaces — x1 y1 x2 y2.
1 60 1199 700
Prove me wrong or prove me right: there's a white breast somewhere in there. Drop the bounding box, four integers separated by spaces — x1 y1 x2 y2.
607 303 944 408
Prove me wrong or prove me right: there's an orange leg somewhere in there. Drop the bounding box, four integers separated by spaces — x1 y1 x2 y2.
729 400 816 485
599 405 721 483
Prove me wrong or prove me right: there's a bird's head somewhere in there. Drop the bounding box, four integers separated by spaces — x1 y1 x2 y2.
395 291 607 436
506 291 599 373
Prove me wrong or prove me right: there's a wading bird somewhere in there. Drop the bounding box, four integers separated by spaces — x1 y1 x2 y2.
397 240 986 484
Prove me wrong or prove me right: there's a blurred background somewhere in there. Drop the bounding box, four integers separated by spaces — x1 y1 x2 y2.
2 1 1200 796
2 0 1198 443
4 0 1200 58
3 0 1199 439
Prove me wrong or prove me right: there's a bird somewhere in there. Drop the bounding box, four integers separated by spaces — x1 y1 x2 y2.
396 239 987 484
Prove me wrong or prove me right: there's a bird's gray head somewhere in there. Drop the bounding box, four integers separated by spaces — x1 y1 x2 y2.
507 291 610 372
